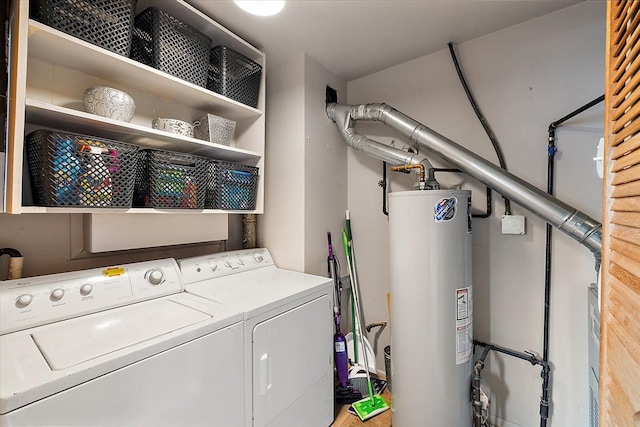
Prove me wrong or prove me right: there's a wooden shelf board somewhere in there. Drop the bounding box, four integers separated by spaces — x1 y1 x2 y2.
25 99 261 162
27 21 263 121
20 206 262 214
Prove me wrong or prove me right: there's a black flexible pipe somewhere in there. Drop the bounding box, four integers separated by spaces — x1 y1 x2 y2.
541 94 603 427
474 340 551 426
447 41 512 215
381 161 389 216
474 340 548 367
0 248 22 258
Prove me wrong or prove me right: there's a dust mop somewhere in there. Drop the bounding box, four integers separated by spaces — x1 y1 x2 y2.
342 227 389 421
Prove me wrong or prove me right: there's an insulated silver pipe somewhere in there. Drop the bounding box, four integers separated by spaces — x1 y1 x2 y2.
326 102 602 258
329 103 430 167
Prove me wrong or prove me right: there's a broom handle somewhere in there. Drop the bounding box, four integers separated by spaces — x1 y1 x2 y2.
345 237 374 400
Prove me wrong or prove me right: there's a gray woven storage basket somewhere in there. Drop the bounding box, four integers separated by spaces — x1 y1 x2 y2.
193 113 236 146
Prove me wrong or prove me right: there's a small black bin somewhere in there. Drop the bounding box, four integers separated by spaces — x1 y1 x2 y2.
134 149 208 209
30 0 137 56
25 130 139 208
207 46 262 108
130 7 211 87
207 161 259 210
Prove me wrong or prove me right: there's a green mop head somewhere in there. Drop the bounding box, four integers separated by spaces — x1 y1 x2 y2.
351 394 390 421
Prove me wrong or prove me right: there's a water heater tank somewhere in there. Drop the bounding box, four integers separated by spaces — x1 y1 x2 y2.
389 189 473 426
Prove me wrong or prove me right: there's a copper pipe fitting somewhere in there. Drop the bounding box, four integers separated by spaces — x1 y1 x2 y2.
391 164 425 181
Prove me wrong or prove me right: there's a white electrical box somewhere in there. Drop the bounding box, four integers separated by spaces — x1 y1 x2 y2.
502 215 526 235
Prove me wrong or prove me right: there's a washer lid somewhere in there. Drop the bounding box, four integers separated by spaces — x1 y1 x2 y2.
31 299 210 370
1 293 242 415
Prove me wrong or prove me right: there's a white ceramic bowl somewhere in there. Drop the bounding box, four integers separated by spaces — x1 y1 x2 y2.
83 86 135 123
152 118 194 138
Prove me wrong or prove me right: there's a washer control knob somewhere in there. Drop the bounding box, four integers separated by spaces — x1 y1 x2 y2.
253 252 264 263
237 257 245 266
16 294 34 308
146 269 165 285
209 263 218 272
80 284 93 296
50 288 65 301
224 260 232 269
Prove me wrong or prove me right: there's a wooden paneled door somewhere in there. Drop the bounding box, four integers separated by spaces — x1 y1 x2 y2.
601 1 640 426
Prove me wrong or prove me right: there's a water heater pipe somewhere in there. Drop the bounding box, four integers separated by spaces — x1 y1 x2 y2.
330 103 440 190
326 102 602 262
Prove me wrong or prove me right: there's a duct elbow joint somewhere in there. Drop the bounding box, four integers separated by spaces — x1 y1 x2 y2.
325 102 338 122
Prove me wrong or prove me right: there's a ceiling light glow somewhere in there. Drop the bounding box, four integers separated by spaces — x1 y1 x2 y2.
234 1 285 16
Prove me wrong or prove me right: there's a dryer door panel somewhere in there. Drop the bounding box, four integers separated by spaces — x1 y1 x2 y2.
252 295 333 427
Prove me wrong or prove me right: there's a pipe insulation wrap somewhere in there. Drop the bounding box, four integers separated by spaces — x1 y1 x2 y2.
327 102 602 258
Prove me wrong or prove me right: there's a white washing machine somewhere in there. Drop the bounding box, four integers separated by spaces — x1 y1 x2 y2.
0 259 245 427
179 249 334 427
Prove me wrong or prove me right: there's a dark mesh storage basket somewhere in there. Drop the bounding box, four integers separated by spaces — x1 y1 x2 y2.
25 130 139 207
30 0 136 56
207 46 262 108
134 149 208 209
131 7 211 87
207 161 258 210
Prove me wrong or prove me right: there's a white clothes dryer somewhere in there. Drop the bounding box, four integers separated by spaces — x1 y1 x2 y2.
0 259 245 427
179 249 334 427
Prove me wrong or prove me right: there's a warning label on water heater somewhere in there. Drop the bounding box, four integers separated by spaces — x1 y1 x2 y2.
455 286 473 365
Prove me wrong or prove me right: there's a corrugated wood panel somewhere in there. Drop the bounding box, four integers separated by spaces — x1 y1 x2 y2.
611 180 640 198
612 163 640 185
612 134 640 160
601 1 640 426
612 99 640 132
612 65 640 99
611 211 640 228
611 224 640 245
612 24 640 82
612 196 640 211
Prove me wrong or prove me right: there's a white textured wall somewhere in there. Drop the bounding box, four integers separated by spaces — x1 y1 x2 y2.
303 55 348 277
259 54 306 270
0 213 229 277
347 3 604 426
260 54 347 275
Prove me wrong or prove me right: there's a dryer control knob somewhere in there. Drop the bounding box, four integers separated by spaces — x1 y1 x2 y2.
16 293 33 308
253 252 264 263
224 260 233 269
209 263 218 272
237 257 245 266
80 284 93 296
146 269 165 285
50 288 65 301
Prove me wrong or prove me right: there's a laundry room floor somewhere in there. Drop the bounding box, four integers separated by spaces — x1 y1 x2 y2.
332 389 392 427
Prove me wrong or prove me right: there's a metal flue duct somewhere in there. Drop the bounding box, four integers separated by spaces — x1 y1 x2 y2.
329 103 440 189
326 102 602 262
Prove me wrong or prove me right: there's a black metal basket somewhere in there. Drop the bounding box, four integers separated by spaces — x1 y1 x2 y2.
30 0 137 56
131 7 211 87
206 161 258 210
207 46 262 108
25 130 139 208
134 149 208 209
